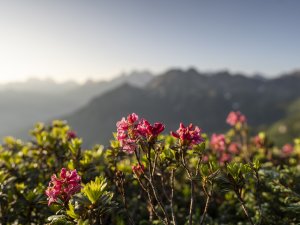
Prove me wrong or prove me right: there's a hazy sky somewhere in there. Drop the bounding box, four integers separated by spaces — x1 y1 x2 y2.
0 0 299 83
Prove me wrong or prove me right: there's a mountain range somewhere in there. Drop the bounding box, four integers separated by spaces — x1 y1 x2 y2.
0 71 153 139
64 68 300 147
2 68 300 147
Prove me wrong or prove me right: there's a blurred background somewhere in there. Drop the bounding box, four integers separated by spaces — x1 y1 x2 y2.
0 0 300 146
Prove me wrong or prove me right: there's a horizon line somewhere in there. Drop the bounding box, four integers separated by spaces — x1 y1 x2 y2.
0 66 299 85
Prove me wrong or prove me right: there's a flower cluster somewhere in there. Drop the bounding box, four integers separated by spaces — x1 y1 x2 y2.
137 119 165 140
210 134 226 152
67 130 77 140
116 113 165 153
210 133 231 164
116 113 140 154
253 134 265 148
210 134 241 165
282 143 293 156
226 111 247 126
228 142 240 154
45 168 82 206
171 123 204 149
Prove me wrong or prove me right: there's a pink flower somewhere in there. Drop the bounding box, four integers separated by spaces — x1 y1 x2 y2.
219 153 232 165
171 123 204 148
228 142 240 154
202 155 209 163
67 130 77 140
282 144 293 156
116 117 129 130
116 113 165 153
116 113 140 153
45 168 81 206
226 111 247 126
132 164 145 176
253 135 264 148
209 134 237 165
210 134 226 152
127 113 139 124
121 138 137 154
137 119 165 140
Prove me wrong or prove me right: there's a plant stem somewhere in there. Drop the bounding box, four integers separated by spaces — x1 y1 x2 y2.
147 174 170 224
147 147 171 225
136 174 164 222
237 195 254 225
254 169 262 224
161 174 171 202
195 157 202 176
200 182 213 225
119 181 135 225
134 148 170 225
170 169 177 225
189 179 195 225
180 151 194 225
200 195 210 225
152 152 158 176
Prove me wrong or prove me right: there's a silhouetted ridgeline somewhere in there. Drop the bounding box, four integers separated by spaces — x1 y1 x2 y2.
64 69 300 147
0 71 153 139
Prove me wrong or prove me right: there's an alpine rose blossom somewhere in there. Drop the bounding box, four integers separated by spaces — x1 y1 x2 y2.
253 135 265 148
228 142 240 154
116 113 140 154
67 130 77 140
210 134 234 165
45 168 81 206
282 144 293 156
219 153 232 165
171 123 204 148
226 111 247 126
116 113 166 153
127 113 139 124
137 119 165 140
121 138 137 154
210 134 226 152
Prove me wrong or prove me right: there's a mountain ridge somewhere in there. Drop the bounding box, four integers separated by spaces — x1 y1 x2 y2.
63 68 300 147
0 71 154 139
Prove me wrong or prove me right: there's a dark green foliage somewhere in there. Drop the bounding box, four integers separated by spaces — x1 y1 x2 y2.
0 120 300 224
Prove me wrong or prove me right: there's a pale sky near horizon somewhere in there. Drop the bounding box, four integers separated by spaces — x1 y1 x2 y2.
0 0 299 83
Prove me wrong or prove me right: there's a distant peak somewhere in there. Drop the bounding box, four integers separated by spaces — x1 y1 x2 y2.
118 82 138 89
186 67 199 74
214 70 231 77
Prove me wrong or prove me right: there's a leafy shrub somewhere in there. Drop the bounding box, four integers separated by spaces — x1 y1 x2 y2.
0 112 300 224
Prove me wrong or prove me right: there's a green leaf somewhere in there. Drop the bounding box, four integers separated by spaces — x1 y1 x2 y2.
47 215 73 225
193 141 206 154
77 220 90 225
66 202 79 219
82 176 109 204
